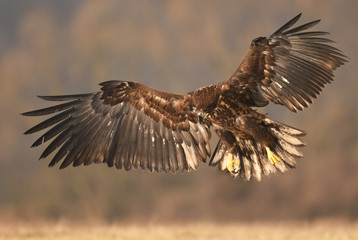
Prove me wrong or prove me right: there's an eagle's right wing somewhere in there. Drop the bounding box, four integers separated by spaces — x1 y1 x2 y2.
22 81 211 172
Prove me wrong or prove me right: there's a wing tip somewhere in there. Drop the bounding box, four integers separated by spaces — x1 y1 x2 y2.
36 93 94 101
291 13 303 22
271 13 324 37
271 13 302 36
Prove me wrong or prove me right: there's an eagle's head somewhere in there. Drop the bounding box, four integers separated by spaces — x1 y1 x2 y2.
197 112 209 124
195 101 213 124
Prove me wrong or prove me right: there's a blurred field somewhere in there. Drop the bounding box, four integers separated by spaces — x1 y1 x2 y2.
1 219 358 240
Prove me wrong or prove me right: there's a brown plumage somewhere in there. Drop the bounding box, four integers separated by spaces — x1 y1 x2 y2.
22 14 347 181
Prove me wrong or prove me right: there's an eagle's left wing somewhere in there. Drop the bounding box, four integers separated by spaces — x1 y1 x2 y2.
226 13 348 112
22 81 211 173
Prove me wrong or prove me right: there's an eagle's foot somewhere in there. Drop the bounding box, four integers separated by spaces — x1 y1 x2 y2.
265 147 281 165
227 153 240 176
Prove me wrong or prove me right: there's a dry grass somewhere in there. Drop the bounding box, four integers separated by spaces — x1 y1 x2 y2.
0 219 358 240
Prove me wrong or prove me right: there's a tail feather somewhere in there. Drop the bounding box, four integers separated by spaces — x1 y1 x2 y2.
209 118 306 181
210 139 226 167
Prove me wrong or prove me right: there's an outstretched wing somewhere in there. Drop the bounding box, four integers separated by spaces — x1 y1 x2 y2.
226 13 348 112
22 81 211 172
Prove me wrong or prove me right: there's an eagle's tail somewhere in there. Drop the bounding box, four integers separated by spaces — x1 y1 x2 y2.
209 119 306 181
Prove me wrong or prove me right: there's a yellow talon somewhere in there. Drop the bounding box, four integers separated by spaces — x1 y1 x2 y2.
265 147 281 165
226 153 240 175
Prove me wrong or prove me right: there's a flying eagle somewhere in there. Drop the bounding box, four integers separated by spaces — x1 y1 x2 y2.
23 14 347 181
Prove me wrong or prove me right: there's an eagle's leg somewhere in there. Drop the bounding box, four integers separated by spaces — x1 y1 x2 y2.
226 153 241 175
265 146 281 165
237 115 282 166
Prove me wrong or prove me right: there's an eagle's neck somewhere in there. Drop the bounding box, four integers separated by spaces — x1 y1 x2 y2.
192 84 222 113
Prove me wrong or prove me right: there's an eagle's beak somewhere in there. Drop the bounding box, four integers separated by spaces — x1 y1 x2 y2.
198 112 208 124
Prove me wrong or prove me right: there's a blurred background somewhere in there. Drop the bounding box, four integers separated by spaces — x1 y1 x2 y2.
0 0 357 223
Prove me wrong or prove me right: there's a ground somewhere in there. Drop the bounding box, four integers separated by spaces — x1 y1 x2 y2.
1 219 357 240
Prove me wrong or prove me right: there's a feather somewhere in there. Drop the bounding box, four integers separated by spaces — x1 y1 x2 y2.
166 128 179 172
22 100 80 116
37 93 94 101
24 109 72 134
283 19 320 35
40 127 73 159
271 13 302 36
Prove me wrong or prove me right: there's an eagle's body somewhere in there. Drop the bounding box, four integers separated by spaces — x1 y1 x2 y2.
23 14 347 181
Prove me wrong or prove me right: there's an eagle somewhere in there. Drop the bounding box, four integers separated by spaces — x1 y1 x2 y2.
23 14 347 181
